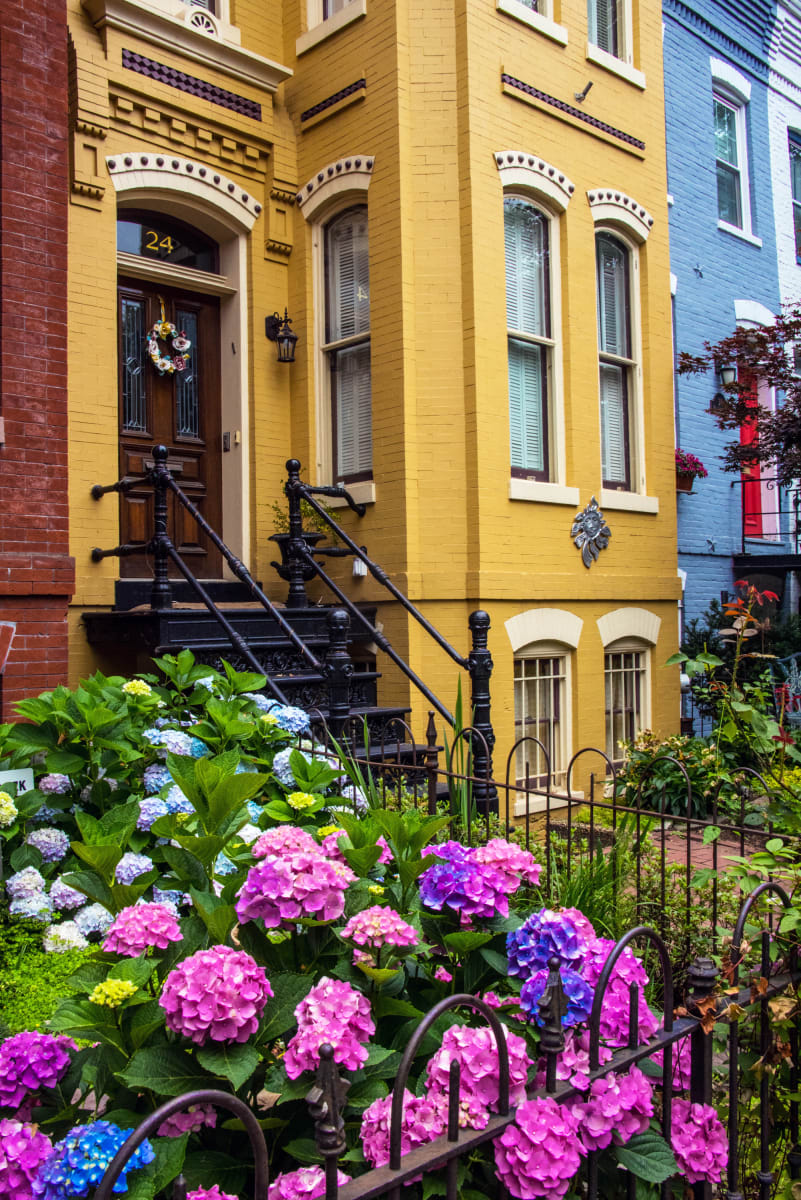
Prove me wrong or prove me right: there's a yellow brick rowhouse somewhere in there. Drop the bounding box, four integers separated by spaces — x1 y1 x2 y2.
66 0 680 796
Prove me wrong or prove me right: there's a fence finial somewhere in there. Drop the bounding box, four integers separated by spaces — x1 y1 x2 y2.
538 955 567 1092
307 1043 350 1200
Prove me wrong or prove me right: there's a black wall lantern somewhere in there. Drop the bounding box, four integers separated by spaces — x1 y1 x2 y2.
717 360 737 387
265 309 298 363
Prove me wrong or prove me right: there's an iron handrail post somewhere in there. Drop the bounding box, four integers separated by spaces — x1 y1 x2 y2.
325 608 353 741
150 444 174 611
284 457 315 609
467 610 497 813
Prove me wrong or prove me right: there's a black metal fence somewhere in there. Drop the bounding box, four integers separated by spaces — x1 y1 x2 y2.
94 881 800 1200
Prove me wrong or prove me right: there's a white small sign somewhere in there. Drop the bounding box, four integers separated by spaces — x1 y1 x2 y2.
0 768 34 795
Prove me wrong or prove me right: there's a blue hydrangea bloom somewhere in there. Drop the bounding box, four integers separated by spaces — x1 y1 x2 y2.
243 691 276 713
152 886 186 911
137 797 169 831
507 908 590 980
115 853 154 885
236 762 258 775
31 1120 155 1198
143 764 172 794
159 729 194 757
10 893 53 922
74 903 114 937
520 966 594 1028
141 727 162 746
164 785 193 815
246 800 263 822
31 804 62 823
271 704 311 734
214 852 237 876
271 747 298 786
189 737 210 758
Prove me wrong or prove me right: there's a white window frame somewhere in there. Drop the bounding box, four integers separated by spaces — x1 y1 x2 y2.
504 194 558 485
513 641 572 791
594 227 644 495
496 0 568 46
713 90 753 237
586 0 639 80
603 637 650 767
298 0 366 54
789 130 801 263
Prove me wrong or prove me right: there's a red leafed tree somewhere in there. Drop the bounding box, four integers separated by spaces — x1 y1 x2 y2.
678 304 801 488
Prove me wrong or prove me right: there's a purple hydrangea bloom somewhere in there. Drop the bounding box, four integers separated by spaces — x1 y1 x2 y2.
10 893 53 923
38 775 71 795
7 867 46 899
520 967 594 1027
268 1167 351 1200
419 841 514 924
507 908 591 980
137 797 168 831
580 938 659 1048
31 805 61 823
49 878 86 911
31 1120 154 1198
115 853 154 885
143 764 172 794
670 1099 728 1184
0 1031 75 1109
27 827 70 863
152 886 187 911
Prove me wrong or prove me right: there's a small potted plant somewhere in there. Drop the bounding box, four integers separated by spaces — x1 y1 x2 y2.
675 448 708 494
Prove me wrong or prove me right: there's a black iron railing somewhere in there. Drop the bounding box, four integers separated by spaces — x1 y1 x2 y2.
730 473 801 555
93 884 801 1200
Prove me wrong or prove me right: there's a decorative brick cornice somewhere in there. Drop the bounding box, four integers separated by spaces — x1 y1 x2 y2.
501 75 646 152
122 49 262 120
587 189 654 241
266 239 292 257
270 185 297 205
300 79 366 123
663 0 770 80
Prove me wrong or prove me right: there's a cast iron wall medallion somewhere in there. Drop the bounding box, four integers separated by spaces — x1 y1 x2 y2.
571 497 611 568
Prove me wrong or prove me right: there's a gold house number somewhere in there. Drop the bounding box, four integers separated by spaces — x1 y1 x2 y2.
357 286 369 301
144 230 176 256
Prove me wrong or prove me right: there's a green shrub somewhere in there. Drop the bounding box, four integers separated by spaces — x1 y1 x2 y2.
0 917 91 1034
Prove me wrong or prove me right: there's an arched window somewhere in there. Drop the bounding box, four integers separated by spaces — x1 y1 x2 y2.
504 197 553 481
596 231 635 490
604 637 649 765
513 643 571 788
324 206 371 482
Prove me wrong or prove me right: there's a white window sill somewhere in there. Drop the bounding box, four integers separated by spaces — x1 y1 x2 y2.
509 479 580 505
296 0 366 55
667 193 674 206
717 220 762 248
585 42 646 90
496 0 568 45
327 479 375 507
514 790 583 817
600 489 659 514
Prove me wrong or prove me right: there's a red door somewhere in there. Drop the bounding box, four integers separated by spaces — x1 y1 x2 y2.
117 279 222 577
739 371 762 538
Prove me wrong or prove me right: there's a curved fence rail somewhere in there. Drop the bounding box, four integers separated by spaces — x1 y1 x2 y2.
93 885 801 1200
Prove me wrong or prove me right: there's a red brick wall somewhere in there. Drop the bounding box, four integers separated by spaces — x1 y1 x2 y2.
0 0 74 718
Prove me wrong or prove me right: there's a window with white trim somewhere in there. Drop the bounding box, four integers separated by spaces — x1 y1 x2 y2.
789 132 801 262
604 639 649 765
504 196 554 481
713 91 751 233
513 649 569 787
588 0 625 59
324 206 372 483
596 231 636 490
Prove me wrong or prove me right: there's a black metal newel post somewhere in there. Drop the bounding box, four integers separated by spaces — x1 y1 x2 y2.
306 1043 350 1200
325 608 353 742
425 711 439 816
688 956 719 1200
150 444 173 611
284 457 312 609
467 610 497 813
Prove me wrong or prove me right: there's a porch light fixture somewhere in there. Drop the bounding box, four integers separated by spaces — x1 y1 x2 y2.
717 360 737 387
265 309 298 363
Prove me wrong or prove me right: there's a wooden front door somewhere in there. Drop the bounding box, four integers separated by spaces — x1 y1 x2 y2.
118 279 222 578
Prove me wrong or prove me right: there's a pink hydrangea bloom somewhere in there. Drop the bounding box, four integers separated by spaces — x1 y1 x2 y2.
157 1103 217 1138
652 1036 692 1090
341 906 417 952
434 966 453 983
160 945 273 1045
253 826 319 860
580 937 659 1047
0 1118 52 1198
236 852 355 928
494 1096 584 1199
0 1031 76 1109
361 1090 448 1169
425 1023 531 1110
103 902 182 957
473 839 541 890
268 1166 351 1200
670 1099 728 1183
284 977 375 1078
570 1067 653 1151
557 906 597 942
187 1188 238 1200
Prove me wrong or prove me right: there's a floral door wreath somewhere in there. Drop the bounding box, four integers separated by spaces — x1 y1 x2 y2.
146 298 192 376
